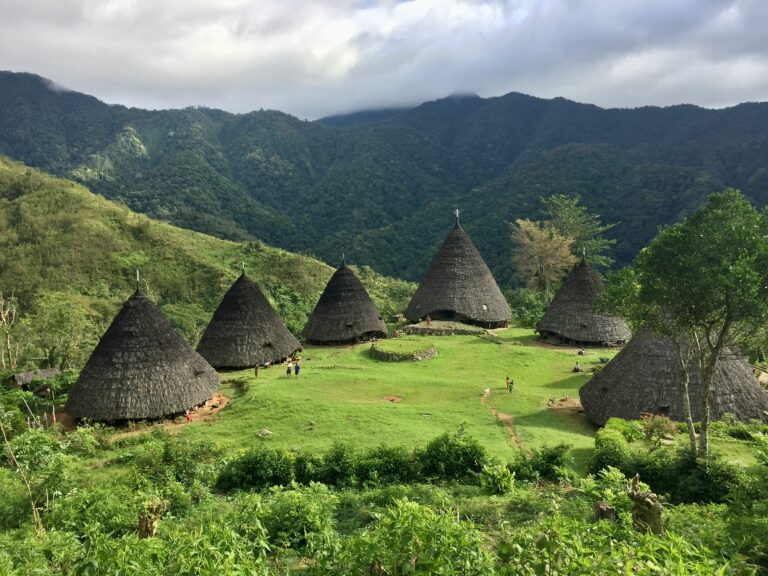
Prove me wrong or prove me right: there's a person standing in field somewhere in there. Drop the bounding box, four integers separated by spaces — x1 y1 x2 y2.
506 376 514 393
286 360 293 378
294 359 301 377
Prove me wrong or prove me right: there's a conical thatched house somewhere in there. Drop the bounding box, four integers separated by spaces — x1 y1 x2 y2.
405 215 511 328
66 289 220 421
537 259 631 346
303 262 387 344
580 328 768 425
197 272 301 369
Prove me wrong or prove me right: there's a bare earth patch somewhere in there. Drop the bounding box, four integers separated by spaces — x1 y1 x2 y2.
106 393 229 442
382 395 403 403
547 396 583 414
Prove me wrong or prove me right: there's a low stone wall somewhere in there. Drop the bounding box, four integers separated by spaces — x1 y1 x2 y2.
403 324 485 336
370 344 438 362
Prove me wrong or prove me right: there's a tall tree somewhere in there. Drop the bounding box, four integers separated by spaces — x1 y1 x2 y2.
605 189 768 457
542 194 617 268
30 291 103 370
511 219 577 293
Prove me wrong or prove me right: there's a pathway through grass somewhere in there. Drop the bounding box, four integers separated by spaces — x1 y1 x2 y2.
179 327 614 469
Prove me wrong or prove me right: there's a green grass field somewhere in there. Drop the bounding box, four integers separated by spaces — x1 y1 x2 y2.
179 327 614 471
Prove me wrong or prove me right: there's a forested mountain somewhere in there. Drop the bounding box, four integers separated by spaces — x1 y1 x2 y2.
2 71 767 285
0 156 414 348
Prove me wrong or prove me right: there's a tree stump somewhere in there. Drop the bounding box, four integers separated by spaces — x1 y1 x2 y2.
595 502 617 522
626 474 664 535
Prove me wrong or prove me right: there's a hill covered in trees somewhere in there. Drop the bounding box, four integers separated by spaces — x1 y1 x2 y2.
2 71 767 284
0 156 413 369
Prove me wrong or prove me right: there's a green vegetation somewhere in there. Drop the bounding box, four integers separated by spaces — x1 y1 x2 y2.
0 157 414 370
3 71 765 285
603 189 768 457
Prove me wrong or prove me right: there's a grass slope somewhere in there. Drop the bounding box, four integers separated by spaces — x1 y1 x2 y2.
0 156 414 339
179 328 608 470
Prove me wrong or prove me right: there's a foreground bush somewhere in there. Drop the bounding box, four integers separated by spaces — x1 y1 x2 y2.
216 446 294 491
509 443 572 483
417 426 488 481
262 482 338 549
592 420 748 503
309 499 494 575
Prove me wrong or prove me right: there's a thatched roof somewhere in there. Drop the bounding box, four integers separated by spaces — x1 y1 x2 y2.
197 272 301 369
405 221 511 327
537 260 631 345
580 327 768 425
303 263 386 344
66 289 220 421
9 368 60 388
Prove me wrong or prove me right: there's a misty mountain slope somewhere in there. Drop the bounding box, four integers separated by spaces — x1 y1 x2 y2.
0 70 765 283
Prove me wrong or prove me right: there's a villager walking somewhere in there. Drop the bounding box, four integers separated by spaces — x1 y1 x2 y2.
506 376 514 393
294 360 301 377
286 361 293 378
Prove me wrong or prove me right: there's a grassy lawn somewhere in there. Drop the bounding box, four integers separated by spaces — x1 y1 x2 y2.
179 327 615 470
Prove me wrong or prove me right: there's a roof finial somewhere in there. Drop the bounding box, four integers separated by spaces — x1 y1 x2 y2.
342 253 346 266
581 246 587 264
136 269 140 291
455 208 460 225
242 261 245 274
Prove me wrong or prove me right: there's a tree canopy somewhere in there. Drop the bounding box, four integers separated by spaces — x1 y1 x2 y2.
605 189 768 457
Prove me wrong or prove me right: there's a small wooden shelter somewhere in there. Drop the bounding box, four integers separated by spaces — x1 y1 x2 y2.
66 287 220 421
197 271 301 369
579 327 768 425
405 212 511 328
537 258 631 346
303 261 386 344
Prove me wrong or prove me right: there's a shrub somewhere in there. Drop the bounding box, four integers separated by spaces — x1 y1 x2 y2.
309 499 494 575
592 428 631 473
641 414 678 447
132 434 217 487
481 463 515 495
261 483 338 549
216 446 294 491
46 484 141 536
355 444 418 486
506 288 552 328
318 442 358 487
510 443 572 483
294 451 324 485
604 418 644 442
418 426 488 481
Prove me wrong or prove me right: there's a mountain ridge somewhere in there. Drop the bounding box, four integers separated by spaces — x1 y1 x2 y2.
2 70 767 285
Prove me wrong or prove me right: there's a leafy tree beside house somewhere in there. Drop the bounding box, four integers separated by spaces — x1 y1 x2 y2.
604 189 768 458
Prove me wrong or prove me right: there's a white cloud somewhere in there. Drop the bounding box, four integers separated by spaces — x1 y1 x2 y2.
1 0 766 117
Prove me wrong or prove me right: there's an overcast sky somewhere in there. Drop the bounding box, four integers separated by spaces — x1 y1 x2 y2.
2 0 767 119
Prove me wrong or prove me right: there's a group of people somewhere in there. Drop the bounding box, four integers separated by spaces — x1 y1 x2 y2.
286 358 301 377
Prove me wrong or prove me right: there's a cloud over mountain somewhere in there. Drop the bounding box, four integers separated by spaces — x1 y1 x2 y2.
1 0 767 117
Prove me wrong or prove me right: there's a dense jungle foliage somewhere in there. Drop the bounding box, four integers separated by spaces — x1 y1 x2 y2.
3 71 768 284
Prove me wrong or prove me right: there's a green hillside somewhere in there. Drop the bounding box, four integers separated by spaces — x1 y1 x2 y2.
0 156 414 356
2 71 768 284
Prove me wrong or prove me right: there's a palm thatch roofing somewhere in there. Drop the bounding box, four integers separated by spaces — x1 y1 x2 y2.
405 219 511 327
580 327 768 425
303 263 387 344
66 289 220 421
197 272 301 369
537 260 631 345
